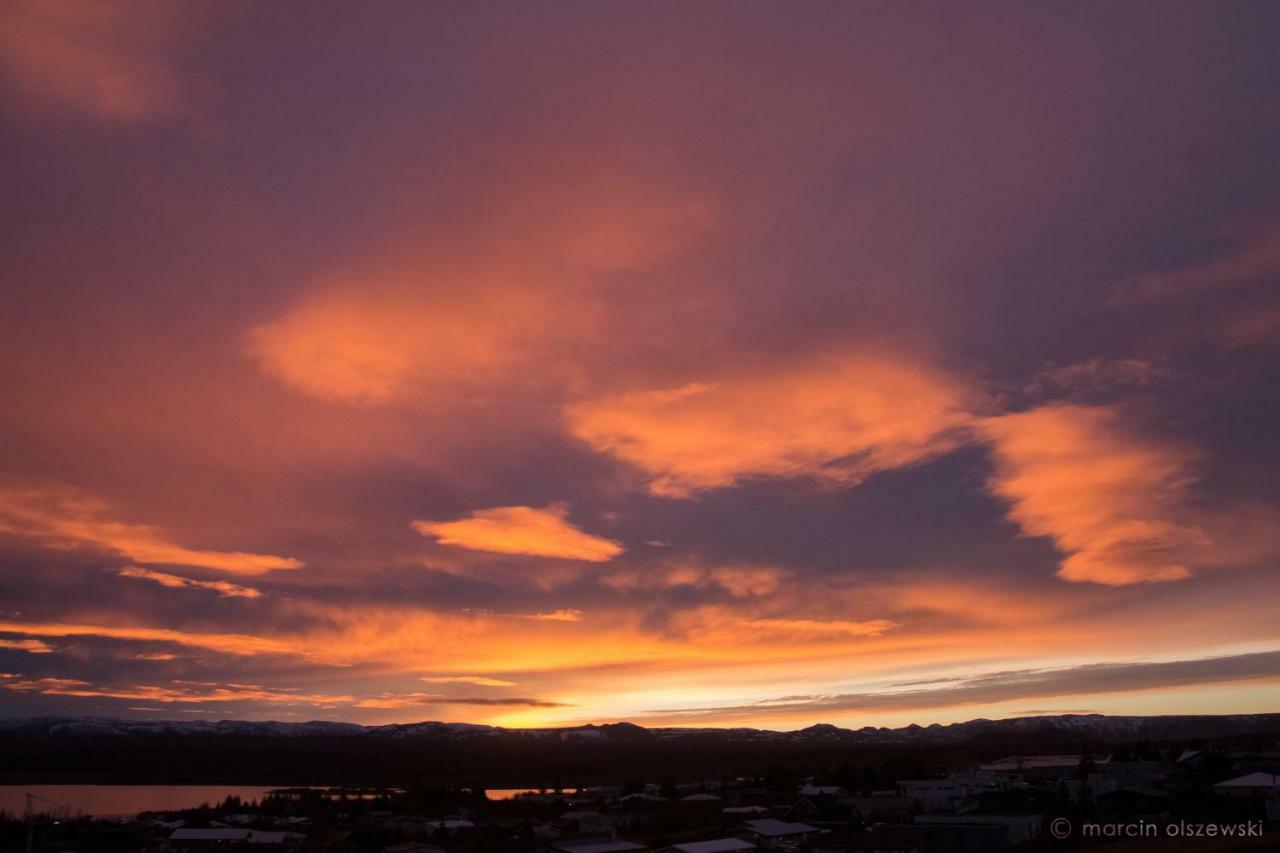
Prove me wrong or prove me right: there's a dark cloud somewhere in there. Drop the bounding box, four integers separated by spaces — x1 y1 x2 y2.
647 651 1280 721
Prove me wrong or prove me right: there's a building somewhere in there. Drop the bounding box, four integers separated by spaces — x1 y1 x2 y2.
977 755 1109 782
798 786 848 798
810 823 1012 853
660 840 756 853
165 828 303 851
559 809 615 834
551 842 648 853
735 818 820 849
896 781 969 813
914 813 1042 847
168 829 254 850
1213 772 1280 797
842 796 915 823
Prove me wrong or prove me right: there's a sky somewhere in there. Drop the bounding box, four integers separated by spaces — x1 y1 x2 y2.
1 1 1279 730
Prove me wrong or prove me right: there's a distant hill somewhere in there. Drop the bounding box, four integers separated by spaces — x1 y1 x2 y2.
4 711 1280 742
3 713 1277 785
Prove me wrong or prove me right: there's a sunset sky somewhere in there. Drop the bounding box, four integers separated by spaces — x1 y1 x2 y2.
2 1 1279 730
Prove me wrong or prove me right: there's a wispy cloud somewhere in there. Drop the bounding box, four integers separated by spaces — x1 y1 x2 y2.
355 693 569 710
0 674 353 706
413 503 622 562
1118 220 1280 303
0 638 53 654
0 620 303 659
0 486 302 575
118 566 262 598
740 618 900 638
1024 358 1169 402
0 0 188 123
646 649 1280 722
519 610 584 623
421 675 518 688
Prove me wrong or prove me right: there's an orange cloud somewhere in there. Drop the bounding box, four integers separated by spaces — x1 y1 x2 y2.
246 281 583 405
0 486 302 574
412 503 622 562
248 175 716 405
566 355 975 497
0 673 354 706
0 0 186 123
979 404 1207 585
354 692 567 710
0 620 303 658
421 675 517 687
0 638 53 653
741 618 900 639
519 609 584 622
117 566 262 598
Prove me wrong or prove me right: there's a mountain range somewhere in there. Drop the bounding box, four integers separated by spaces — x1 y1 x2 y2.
5 712 1280 743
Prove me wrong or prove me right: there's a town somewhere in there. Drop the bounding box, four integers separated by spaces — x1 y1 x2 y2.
6 740 1278 852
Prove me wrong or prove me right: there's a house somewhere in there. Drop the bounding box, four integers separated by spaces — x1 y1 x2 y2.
977 756 1109 782
167 829 253 850
660 840 755 853
382 844 446 853
896 781 969 813
914 813 1042 847
1175 750 1204 770
245 832 304 848
798 786 848 798
735 818 819 849
1213 772 1280 797
1096 786 1171 819
842 823 1007 853
166 829 303 851
842 796 915 823
550 842 648 853
1098 761 1173 788
559 809 615 834
722 806 770 818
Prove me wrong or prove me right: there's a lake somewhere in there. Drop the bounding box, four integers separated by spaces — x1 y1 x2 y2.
1 785 564 817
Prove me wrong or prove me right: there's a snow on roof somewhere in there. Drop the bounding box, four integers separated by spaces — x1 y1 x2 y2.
1215 772 1280 788
979 755 1108 771
553 842 648 853
170 828 252 841
798 785 845 796
681 793 722 801
669 839 756 853
742 818 819 836
247 830 293 844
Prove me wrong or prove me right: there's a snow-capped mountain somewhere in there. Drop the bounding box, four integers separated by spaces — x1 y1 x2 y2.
3 712 1279 743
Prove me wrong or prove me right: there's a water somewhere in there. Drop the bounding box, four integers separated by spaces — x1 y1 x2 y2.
485 788 562 800
0 786 284 818
1 785 561 816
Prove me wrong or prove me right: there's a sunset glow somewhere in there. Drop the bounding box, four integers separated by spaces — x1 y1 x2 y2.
1 1 1279 732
